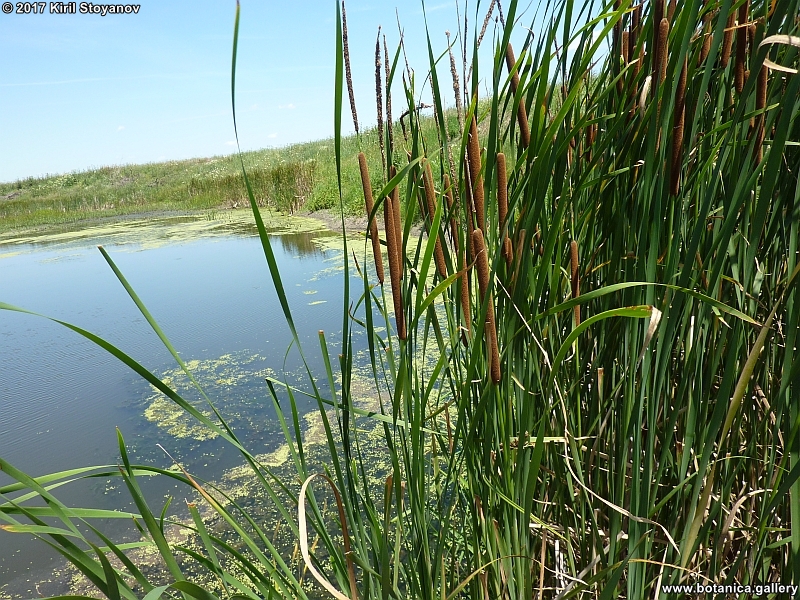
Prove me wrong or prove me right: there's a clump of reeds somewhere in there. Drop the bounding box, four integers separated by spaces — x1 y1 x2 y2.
497 152 512 267
358 152 384 284
472 229 500 384
670 58 687 196
384 166 405 340
423 160 448 279
570 240 580 326
735 0 749 93
505 43 531 148
467 111 485 232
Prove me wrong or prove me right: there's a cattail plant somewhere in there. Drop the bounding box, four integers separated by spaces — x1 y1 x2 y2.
341 0 358 134
619 31 629 96
721 12 735 67
384 35 393 154
570 240 580 326
657 18 670 85
423 160 448 279
447 31 464 132
467 111 486 232
375 28 385 173
505 43 531 148
667 0 676 20
385 166 405 340
497 152 512 267
735 0 749 93
670 57 687 196
358 152 385 284
472 229 500 384
652 0 664 81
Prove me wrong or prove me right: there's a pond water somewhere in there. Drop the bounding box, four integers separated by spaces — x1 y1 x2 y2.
0 210 363 594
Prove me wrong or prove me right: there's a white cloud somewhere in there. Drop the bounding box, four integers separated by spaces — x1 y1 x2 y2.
268 133 278 139
117 125 125 131
278 103 295 110
225 141 236 146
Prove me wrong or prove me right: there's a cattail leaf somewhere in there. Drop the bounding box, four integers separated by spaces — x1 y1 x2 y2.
759 34 800 73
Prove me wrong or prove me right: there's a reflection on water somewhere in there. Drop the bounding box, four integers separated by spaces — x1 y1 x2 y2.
0 210 349 595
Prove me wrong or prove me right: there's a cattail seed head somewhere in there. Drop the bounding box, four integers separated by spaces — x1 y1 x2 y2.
467 113 485 233
472 229 500 384
657 18 670 85
358 152 384 284
423 160 448 279
505 43 531 149
670 58 687 196
570 240 580 326
652 0 664 81
721 12 735 67
497 152 512 266
735 0 749 93
385 166 405 340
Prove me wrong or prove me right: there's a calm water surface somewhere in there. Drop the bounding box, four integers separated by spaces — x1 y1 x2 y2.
0 211 357 593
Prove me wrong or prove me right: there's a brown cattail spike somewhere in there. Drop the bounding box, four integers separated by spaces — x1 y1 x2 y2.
755 65 768 163
670 58 687 196
652 0 664 81
472 230 500 384
570 240 580 326
735 0 749 94
467 111 486 233
358 152 384 284
505 43 531 149
423 160 448 279
385 166 405 340
497 153 512 267
657 19 670 85
721 12 735 67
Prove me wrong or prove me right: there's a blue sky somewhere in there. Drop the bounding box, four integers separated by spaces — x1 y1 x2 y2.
0 1 539 183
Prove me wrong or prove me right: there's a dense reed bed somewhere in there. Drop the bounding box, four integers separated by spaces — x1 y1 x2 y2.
2 0 800 598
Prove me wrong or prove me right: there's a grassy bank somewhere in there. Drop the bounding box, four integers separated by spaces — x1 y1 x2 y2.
0 113 456 236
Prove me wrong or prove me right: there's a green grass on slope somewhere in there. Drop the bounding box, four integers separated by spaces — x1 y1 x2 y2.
0 110 459 236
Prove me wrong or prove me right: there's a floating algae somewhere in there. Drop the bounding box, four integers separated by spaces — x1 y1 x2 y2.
141 351 278 441
0 209 330 257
